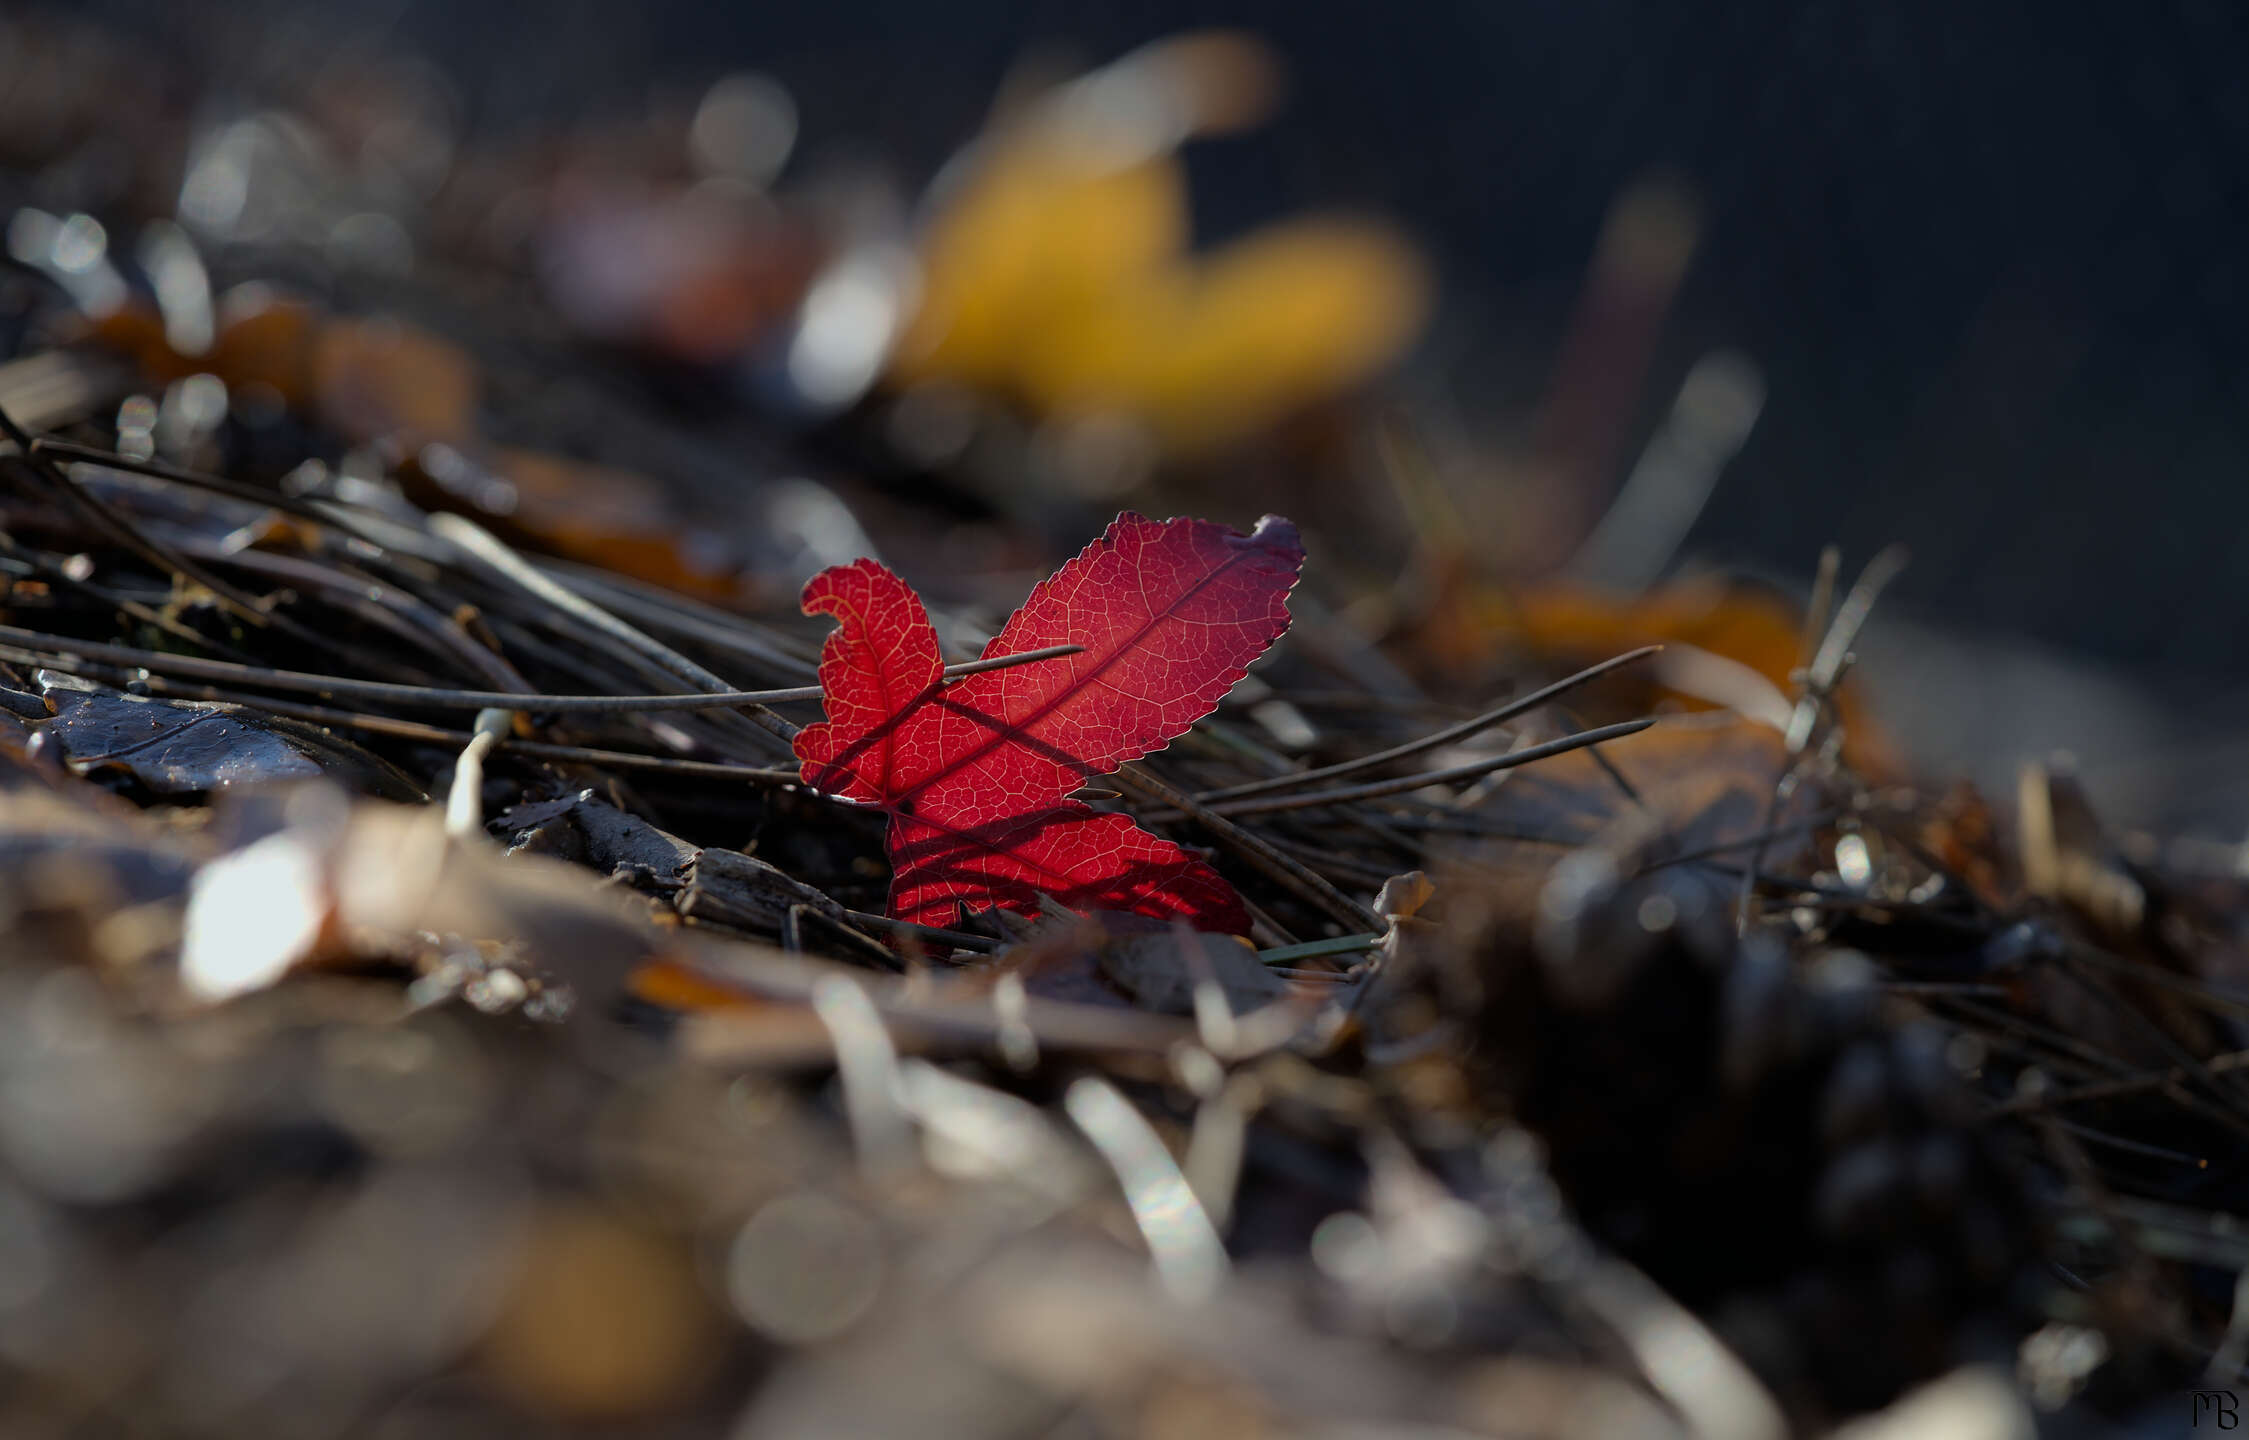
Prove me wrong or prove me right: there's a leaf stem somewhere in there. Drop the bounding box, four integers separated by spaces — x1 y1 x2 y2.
1257 933 1380 965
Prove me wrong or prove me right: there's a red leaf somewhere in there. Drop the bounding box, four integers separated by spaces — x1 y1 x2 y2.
794 512 1305 934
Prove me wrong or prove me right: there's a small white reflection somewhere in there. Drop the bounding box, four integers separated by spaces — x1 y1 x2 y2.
179 124 253 234
766 477 879 584
1834 832 1874 890
7 208 125 315
49 213 106 273
2019 1322 2108 1411
1247 698 1317 751
1064 1076 1226 1304
1636 892 1679 933
180 827 326 1003
896 1059 1085 1200
809 975 912 1177
1581 1258 1788 1440
786 244 917 411
180 786 347 1004
178 114 330 245
1568 349 1767 591
1309 1210 1383 1283
138 221 215 356
157 373 229 458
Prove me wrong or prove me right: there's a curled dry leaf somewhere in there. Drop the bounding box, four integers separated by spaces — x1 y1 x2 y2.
1374 870 1436 923
495 788 845 937
795 511 1305 934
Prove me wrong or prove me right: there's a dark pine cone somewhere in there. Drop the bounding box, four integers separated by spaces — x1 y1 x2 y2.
1439 852 2043 1425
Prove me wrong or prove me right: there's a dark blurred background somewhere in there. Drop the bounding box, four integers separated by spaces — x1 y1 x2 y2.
387 0 2249 668
38 0 2249 826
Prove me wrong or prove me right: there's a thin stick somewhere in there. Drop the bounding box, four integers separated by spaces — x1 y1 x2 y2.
0 404 340 651
1806 543 1909 695
179 542 533 693
1145 719 1655 821
535 559 821 679
1737 546 1908 934
1257 934 1381 966
0 622 1080 714
841 909 999 954
31 438 367 534
1628 812 1841 877
1262 833 1409 888
1800 544 1841 672
99 677 809 784
1113 763 1382 934
46 457 820 690
0 534 263 662
432 512 800 747
2058 939 2249 1020
1559 702 1648 811
1988 1049 2249 1115
1194 647 1659 803
2046 949 2249 1132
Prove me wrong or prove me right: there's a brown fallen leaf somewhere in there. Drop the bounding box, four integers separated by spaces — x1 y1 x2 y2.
449 447 753 604
311 313 481 449
1402 571 1900 778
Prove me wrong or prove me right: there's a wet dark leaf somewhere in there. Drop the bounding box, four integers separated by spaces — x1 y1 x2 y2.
44 689 426 801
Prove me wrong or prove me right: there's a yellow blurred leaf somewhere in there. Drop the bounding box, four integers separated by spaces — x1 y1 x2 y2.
894 155 1187 392
1019 217 1428 453
889 33 1428 456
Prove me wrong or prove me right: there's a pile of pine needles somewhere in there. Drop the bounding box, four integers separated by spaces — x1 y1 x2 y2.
0 340 2244 1439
